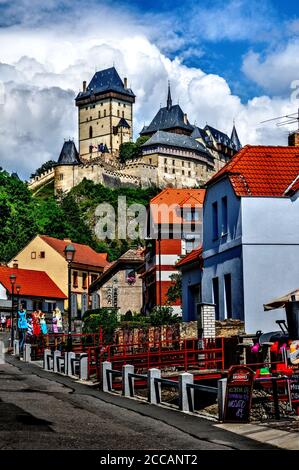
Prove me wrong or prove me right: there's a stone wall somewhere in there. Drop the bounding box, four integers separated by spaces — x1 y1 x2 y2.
215 319 245 337
28 168 55 191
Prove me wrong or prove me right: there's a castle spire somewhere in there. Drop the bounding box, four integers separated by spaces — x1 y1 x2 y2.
167 81 172 110
231 122 241 151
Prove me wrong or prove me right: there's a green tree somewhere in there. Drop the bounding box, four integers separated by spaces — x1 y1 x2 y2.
166 273 182 304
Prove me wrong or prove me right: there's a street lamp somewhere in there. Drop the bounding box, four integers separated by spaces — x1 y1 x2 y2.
64 244 76 350
16 285 21 338
9 273 16 346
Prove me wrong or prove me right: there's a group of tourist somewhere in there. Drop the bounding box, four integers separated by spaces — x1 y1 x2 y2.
16 305 64 352
17 306 63 336
0 314 11 331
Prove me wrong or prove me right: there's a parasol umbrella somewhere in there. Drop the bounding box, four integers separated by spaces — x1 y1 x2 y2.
263 288 299 311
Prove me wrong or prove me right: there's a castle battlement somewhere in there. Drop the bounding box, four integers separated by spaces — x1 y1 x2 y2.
28 167 55 191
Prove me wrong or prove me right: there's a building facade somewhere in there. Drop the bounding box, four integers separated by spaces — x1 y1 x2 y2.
8 235 109 317
176 248 203 322
201 138 299 333
89 248 144 315
139 188 205 315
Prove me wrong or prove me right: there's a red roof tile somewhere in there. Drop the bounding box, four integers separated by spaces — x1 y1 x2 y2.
207 145 299 197
176 247 203 268
0 266 66 298
40 235 109 268
150 189 205 224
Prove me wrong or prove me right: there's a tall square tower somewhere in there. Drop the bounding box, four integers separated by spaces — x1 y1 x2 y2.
75 67 135 161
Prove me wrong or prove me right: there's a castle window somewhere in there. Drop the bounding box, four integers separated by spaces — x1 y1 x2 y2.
172 169 175 174
101 102 103 106
164 158 167 164
188 171 191 177
188 162 191 168
124 104 126 108
59 173 64 181
98 111 101 118
117 110 120 117
90 116 92 121
104 109 106 117
89 126 93 138
182 170 185 175
164 167 167 173
122 111 124 117
85 107 88 110
89 145 93 153
118 102 120 106
182 161 184 166
172 160 175 165
40 251 45 259
149 158 152 164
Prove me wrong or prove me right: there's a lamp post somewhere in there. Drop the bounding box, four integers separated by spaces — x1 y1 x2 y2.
64 244 76 351
16 285 21 338
9 273 16 346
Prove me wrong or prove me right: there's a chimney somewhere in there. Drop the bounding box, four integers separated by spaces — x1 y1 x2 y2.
183 113 188 125
288 130 299 147
83 80 86 92
124 77 128 88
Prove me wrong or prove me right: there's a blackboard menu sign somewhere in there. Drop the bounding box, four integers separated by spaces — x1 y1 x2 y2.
290 373 299 404
223 365 254 423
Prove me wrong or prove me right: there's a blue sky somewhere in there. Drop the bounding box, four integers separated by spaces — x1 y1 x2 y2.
0 0 299 177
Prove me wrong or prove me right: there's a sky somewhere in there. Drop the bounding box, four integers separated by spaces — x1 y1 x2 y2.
0 0 299 179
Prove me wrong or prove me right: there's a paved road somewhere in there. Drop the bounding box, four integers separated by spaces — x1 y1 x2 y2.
0 344 276 450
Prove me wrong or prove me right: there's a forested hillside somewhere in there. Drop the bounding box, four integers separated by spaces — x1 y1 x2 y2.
0 170 158 263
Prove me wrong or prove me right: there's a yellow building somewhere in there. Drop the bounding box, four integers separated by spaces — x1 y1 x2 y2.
75 67 135 161
8 235 109 317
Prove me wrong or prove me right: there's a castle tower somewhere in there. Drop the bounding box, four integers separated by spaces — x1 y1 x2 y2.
75 67 135 161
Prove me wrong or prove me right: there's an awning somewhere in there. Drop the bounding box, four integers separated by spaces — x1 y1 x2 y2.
263 288 299 311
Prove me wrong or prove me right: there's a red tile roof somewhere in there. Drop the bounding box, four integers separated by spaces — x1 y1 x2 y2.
150 189 205 224
0 266 66 298
176 247 203 268
40 235 109 268
207 145 299 197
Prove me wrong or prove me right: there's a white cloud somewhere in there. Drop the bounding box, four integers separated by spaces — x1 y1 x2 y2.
242 41 299 95
0 2 298 179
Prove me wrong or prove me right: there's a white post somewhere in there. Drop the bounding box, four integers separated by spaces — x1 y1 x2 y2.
53 350 61 373
24 343 31 362
179 372 194 412
122 364 134 397
218 378 227 421
0 340 5 365
101 361 112 392
68 352 76 376
79 354 88 381
13 340 20 357
148 368 161 404
43 349 52 370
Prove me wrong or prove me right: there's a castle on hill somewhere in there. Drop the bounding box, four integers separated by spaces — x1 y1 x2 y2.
28 67 241 194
